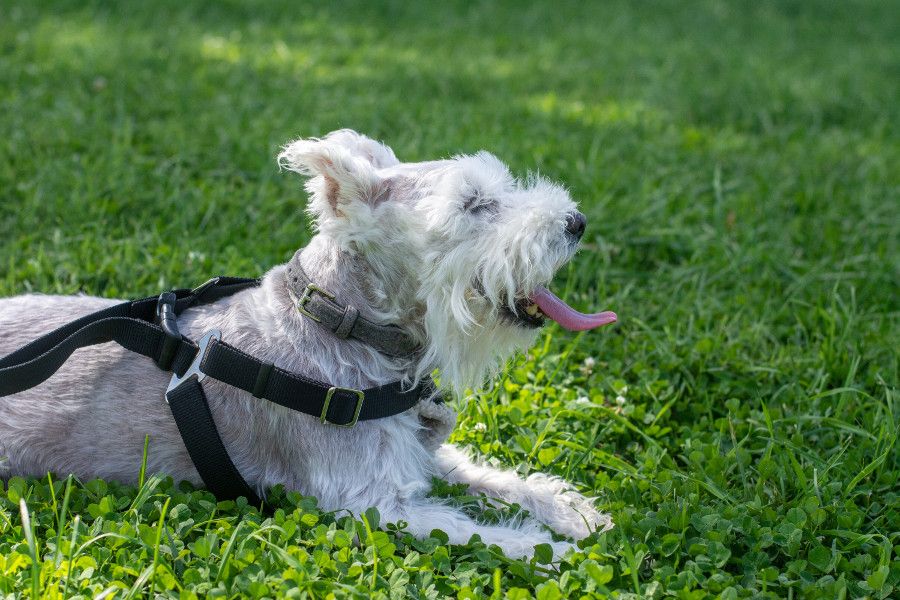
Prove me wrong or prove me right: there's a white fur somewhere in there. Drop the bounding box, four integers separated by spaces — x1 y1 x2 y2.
0 129 612 559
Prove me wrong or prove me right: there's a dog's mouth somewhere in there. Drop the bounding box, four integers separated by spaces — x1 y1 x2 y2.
503 298 547 328
504 286 617 332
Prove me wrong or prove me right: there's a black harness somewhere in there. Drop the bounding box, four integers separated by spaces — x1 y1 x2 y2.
0 276 431 505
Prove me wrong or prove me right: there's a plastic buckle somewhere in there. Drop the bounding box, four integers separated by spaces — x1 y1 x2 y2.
296 284 335 323
155 292 181 370
320 386 364 427
165 329 221 403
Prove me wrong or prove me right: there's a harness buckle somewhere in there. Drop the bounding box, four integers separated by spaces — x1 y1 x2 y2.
156 292 181 371
296 284 335 323
165 329 222 403
320 386 364 427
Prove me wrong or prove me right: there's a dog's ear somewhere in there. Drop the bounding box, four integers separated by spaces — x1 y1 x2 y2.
278 135 388 212
320 129 399 168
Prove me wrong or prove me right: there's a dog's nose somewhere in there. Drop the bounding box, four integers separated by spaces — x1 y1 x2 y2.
565 211 586 239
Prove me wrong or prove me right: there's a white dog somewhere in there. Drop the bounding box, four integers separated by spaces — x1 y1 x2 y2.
0 130 616 558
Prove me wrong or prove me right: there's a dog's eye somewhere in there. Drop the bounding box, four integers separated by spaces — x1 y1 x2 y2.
463 194 498 216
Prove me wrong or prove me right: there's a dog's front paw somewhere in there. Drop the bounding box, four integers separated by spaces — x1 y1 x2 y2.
487 530 576 561
523 473 613 539
552 489 613 539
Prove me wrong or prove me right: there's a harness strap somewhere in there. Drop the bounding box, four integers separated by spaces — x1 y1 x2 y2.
0 275 429 505
0 277 260 394
0 315 199 395
167 376 261 505
200 339 423 425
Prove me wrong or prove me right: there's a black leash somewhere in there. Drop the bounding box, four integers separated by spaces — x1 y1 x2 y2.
0 276 430 505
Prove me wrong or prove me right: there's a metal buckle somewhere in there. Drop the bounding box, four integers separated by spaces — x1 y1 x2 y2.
165 329 221 403
296 284 334 323
320 386 364 427
189 277 221 305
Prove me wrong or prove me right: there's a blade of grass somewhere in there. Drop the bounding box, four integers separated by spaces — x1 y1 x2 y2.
137 434 150 489
148 496 171 597
19 499 40 599
53 475 74 568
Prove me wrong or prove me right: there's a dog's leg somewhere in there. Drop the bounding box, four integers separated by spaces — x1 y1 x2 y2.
375 496 572 560
434 444 612 540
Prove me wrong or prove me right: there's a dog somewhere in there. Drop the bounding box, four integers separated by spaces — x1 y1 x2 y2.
0 129 616 558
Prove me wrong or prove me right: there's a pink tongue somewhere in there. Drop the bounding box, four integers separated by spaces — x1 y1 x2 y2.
531 286 617 332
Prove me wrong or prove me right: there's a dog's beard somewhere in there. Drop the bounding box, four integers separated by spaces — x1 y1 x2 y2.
417 297 542 395
417 266 616 396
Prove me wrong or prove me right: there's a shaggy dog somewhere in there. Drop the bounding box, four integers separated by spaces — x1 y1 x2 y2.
0 130 616 558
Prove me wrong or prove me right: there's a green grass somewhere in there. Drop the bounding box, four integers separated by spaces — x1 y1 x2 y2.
1 0 898 597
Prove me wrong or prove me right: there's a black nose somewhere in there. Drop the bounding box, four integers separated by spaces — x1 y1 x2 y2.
565 211 586 239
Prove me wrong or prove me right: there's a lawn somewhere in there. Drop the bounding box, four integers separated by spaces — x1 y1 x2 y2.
0 0 898 597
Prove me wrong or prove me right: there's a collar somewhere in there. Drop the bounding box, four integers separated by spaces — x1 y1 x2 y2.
285 253 419 358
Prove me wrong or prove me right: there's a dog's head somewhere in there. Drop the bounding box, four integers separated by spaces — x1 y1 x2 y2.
279 129 615 392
